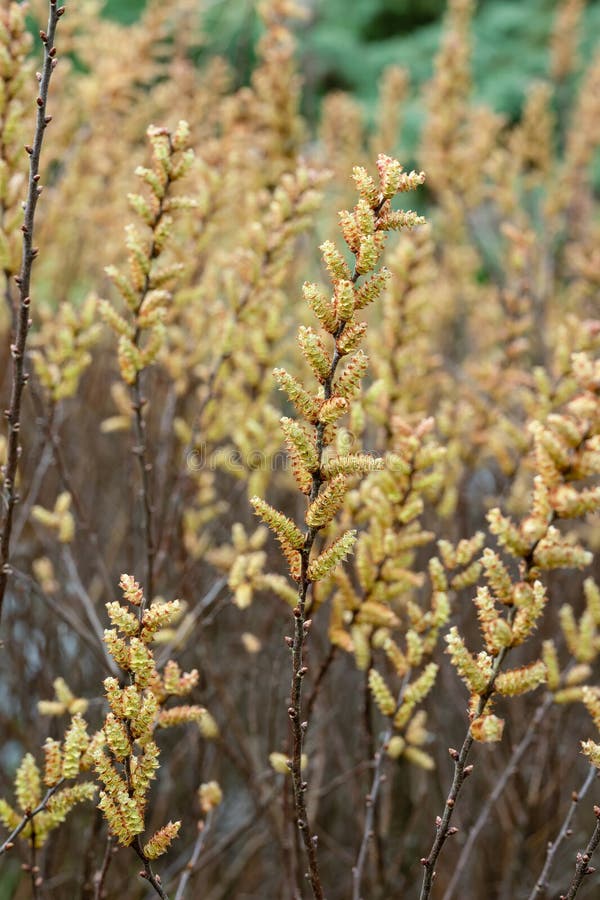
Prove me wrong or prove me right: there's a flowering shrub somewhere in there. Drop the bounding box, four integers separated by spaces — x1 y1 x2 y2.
0 1 599 898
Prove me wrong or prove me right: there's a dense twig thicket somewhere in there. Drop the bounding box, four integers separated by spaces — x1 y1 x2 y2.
0 1 599 898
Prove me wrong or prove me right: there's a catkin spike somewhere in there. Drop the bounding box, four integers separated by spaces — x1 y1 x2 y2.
250 497 305 550
307 531 357 582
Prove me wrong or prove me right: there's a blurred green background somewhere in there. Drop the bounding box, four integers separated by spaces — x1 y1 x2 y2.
104 0 600 151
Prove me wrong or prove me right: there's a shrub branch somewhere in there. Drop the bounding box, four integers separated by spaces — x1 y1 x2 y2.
0 0 63 624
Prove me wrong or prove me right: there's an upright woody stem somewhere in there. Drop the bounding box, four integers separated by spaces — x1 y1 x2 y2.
418 647 508 900
0 0 64 625
252 156 426 899
289 314 355 900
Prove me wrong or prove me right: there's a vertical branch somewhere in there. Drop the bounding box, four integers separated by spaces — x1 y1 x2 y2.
133 834 170 900
253 160 425 900
560 806 600 900
0 779 66 856
132 369 156 614
0 0 64 624
173 813 214 900
528 765 598 900
27 386 116 601
29 818 40 900
418 645 509 900
130 179 171 616
352 675 411 900
444 694 553 900
93 835 114 900
288 314 351 900
418 411 596 900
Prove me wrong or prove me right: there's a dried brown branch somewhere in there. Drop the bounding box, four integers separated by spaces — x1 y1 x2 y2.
418 646 509 900
0 778 65 855
289 302 359 900
444 694 554 900
352 675 411 900
0 0 64 625
560 805 600 900
529 765 598 900
173 812 214 900
93 835 114 900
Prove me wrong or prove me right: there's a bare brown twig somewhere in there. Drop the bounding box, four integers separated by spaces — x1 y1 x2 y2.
27 387 116 601
287 192 391 899
289 307 355 900
352 674 411 900
0 0 64 625
93 835 114 900
444 693 554 900
418 645 510 900
132 835 170 900
173 812 214 900
560 805 600 900
528 765 598 900
29 817 40 900
0 778 65 855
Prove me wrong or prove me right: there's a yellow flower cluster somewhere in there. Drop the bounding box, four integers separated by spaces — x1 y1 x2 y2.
92 574 215 852
0 715 96 849
251 154 425 587
445 352 599 743
31 492 75 544
100 121 196 386
37 677 88 717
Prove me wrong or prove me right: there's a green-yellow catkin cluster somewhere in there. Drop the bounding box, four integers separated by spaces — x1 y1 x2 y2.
326 419 448 653
209 523 294 609
446 353 600 742
361 518 482 768
93 573 213 851
251 154 425 584
581 683 600 768
539 579 600 707
198 780 223 813
1 573 218 863
100 121 196 385
31 491 75 544
0 714 96 848
38 677 88 717
30 297 102 401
